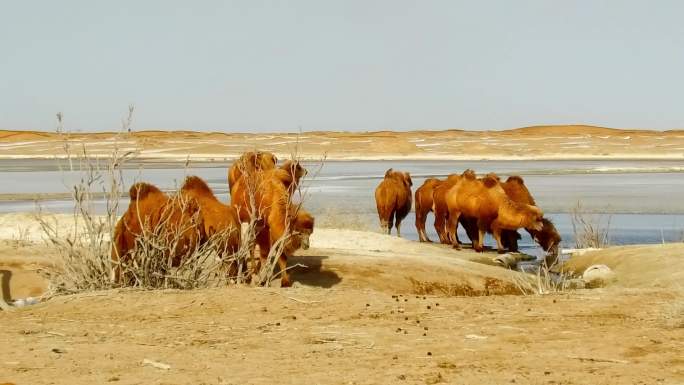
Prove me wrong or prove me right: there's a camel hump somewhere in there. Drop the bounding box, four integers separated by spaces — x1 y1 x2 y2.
181 175 213 195
262 151 278 165
506 175 525 185
462 169 476 180
485 172 501 181
403 172 413 187
384 168 394 178
129 182 161 201
482 176 499 188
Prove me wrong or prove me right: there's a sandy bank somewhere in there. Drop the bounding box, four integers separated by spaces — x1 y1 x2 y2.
0 212 683 384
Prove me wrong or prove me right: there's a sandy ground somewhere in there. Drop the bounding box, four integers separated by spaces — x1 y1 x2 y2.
0 214 683 384
2 125 684 161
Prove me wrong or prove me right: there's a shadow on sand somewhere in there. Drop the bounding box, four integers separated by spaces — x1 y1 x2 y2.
1 269 12 302
289 254 342 288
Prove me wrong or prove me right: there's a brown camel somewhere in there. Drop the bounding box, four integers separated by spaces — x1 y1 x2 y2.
111 182 204 284
414 178 442 242
374 168 412 236
445 173 544 253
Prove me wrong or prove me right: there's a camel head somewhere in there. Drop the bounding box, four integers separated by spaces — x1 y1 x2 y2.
280 160 307 185
485 172 501 182
462 169 477 180
531 218 561 260
286 209 315 253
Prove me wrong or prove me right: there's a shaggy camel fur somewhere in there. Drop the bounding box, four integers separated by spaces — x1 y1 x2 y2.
230 167 314 286
227 151 278 190
180 176 241 266
260 159 307 195
432 171 475 244
414 178 441 242
445 173 544 253
457 174 561 258
111 183 204 284
374 168 412 236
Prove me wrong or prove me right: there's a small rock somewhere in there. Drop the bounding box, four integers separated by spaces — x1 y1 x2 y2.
464 334 487 340
583 264 616 287
142 359 171 370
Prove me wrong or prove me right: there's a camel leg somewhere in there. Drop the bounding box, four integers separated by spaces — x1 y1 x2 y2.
415 212 424 241
462 217 479 247
449 211 462 249
434 213 447 244
447 212 461 245
504 230 520 252
421 227 431 243
396 220 402 238
491 225 506 254
473 227 486 253
254 229 270 280
387 212 395 235
278 254 291 287
379 221 388 234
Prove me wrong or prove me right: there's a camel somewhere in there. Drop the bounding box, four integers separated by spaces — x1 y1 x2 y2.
230 166 315 286
432 171 475 244
414 178 442 242
374 168 412 236
456 174 562 258
445 173 544 253
111 182 204 284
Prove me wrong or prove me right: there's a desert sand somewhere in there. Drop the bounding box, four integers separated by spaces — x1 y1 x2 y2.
2 125 684 161
0 213 682 384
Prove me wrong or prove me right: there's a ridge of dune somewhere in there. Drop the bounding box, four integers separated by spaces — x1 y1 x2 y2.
0 124 676 138
1 125 684 161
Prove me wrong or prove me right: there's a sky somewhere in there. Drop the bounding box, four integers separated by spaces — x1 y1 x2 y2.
2 1 684 132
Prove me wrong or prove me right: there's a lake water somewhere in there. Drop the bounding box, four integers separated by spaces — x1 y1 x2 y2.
1 159 684 253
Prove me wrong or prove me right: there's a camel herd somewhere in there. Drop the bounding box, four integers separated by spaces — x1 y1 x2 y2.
375 168 562 263
110 151 561 288
111 151 313 287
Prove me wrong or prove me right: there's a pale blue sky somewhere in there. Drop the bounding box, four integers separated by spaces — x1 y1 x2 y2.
2 1 683 132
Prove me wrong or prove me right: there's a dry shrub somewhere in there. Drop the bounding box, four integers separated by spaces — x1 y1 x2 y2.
113 194 246 289
36 109 263 294
571 201 611 248
37 110 134 294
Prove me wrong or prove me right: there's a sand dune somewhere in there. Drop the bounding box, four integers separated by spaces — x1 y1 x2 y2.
1 125 683 161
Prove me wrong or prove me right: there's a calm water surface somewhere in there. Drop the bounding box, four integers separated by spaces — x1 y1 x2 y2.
1 159 684 252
